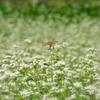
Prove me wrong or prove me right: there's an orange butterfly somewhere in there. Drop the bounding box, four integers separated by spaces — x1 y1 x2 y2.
42 41 58 46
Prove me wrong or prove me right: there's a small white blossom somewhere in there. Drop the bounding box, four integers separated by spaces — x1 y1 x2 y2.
13 44 19 48
54 61 65 67
24 39 32 43
5 71 17 78
73 82 82 88
63 68 69 72
20 89 32 98
62 42 69 47
42 82 56 86
28 81 36 85
84 85 96 95
86 48 97 52
34 92 40 95
53 70 64 74
54 45 62 49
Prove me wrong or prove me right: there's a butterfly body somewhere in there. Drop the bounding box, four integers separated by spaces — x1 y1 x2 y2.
42 41 58 46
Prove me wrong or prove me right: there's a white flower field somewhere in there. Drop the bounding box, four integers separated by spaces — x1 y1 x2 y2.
0 14 100 100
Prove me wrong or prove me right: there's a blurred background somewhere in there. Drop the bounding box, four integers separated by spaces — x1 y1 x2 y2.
0 0 99 5
0 0 100 20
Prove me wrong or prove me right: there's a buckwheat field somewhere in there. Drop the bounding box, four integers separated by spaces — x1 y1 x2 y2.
0 14 100 100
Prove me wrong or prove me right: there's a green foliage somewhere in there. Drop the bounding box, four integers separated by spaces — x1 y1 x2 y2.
0 1 100 21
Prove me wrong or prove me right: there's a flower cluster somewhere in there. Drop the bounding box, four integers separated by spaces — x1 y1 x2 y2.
0 16 100 100
0 44 99 100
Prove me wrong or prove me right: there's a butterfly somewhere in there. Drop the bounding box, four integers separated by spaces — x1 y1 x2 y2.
42 41 58 46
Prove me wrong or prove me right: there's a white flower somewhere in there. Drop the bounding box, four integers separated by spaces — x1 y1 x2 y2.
76 69 81 72
61 80 70 84
19 63 30 69
63 68 69 72
54 45 62 49
66 72 72 77
8 82 16 87
96 88 100 100
86 54 94 58
28 81 36 85
51 87 58 91
73 64 78 67
86 48 97 52
55 88 64 93
73 82 82 88
54 61 65 67
62 42 69 47
42 82 56 86
53 70 64 74
42 97 58 100
84 85 97 95
13 44 19 48
4 56 11 59
20 89 32 98
0 75 7 80
32 55 45 59
5 71 17 78
34 92 40 95
70 94 76 99
24 39 32 43
66 71 77 77
66 94 76 100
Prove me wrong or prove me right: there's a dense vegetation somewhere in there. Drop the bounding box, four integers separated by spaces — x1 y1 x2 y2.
0 1 100 100
0 1 100 21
